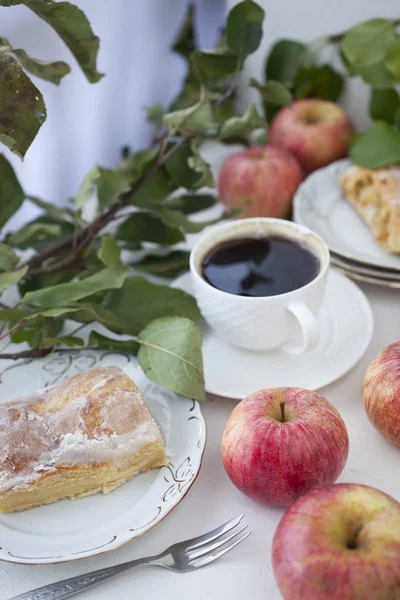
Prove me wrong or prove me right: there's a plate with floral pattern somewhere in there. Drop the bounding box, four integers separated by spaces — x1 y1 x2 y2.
0 350 206 564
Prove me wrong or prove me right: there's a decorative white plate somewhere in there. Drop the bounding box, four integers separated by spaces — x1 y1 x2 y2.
293 159 400 271
0 351 206 565
172 270 373 399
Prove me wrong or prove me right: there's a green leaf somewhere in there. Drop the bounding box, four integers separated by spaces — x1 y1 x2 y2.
0 266 27 293
27 306 81 319
169 79 200 111
145 103 164 130
7 223 61 247
27 195 73 222
370 88 400 124
172 3 196 60
0 36 70 85
43 335 84 347
341 18 398 88
226 0 265 60
187 144 215 188
132 251 190 279
0 51 46 158
219 103 266 141
9 216 74 251
137 316 205 401
130 168 177 208
350 121 400 168
249 78 292 105
265 39 308 85
68 302 124 333
23 265 128 308
11 313 64 347
341 19 396 69
165 141 201 189
0 155 24 227
163 100 214 135
192 49 238 85
95 166 134 210
120 145 160 171
166 193 216 214
18 267 76 297
0 243 18 271
97 235 121 266
88 331 139 354
165 142 215 190
117 212 184 246
103 276 201 336
75 165 101 209
357 62 398 88
24 0 104 83
96 146 163 209
386 36 400 79
293 65 344 101
155 206 237 234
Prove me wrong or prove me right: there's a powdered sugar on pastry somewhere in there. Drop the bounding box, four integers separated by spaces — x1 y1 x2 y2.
0 367 164 494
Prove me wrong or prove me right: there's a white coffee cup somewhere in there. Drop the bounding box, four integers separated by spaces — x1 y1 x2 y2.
190 218 330 354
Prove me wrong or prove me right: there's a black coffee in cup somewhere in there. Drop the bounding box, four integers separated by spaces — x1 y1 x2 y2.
202 236 319 297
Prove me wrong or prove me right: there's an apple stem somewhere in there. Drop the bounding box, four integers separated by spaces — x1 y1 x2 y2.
347 524 363 550
280 401 286 423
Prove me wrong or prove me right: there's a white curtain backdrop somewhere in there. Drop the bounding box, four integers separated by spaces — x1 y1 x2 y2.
1 0 225 229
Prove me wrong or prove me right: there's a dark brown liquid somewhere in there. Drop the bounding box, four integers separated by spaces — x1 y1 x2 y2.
202 236 319 297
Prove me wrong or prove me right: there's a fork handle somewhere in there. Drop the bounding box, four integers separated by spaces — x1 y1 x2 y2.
9 556 157 600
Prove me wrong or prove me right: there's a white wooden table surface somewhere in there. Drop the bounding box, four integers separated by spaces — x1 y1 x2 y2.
0 280 399 600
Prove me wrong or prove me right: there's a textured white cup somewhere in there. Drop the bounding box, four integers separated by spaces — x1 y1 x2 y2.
190 218 330 353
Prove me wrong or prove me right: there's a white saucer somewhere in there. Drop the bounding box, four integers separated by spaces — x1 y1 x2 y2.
172 270 374 399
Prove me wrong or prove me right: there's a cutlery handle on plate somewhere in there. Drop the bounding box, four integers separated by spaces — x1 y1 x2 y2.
9 557 153 600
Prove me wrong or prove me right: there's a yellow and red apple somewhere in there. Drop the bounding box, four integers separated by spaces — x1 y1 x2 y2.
221 387 349 507
362 341 400 447
269 99 355 173
272 483 400 599
217 146 303 219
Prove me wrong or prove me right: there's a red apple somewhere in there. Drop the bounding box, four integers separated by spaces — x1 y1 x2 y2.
269 99 355 173
272 483 400 600
217 146 303 218
221 387 348 507
362 341 400 447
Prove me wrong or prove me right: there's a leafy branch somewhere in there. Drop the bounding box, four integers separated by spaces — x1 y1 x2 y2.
0 0 266 402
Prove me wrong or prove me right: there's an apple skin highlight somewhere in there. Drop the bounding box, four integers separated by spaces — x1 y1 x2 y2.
272 483 400 600
218 146 303 219
269 99 355 173
362 341 400 447
221 387 349 507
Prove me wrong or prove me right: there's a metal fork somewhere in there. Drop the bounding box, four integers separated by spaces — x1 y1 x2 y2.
10 514 250 600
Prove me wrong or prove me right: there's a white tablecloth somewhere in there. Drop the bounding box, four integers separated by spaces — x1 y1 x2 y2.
0 281 399 599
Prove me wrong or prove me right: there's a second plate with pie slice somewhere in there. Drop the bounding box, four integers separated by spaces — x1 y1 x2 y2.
293 159 400 272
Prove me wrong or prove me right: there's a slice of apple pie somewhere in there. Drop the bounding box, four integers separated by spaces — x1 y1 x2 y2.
0 366 167 512
339 165 400 253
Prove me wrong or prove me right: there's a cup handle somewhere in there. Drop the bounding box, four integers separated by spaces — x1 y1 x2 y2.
281 301 319 355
